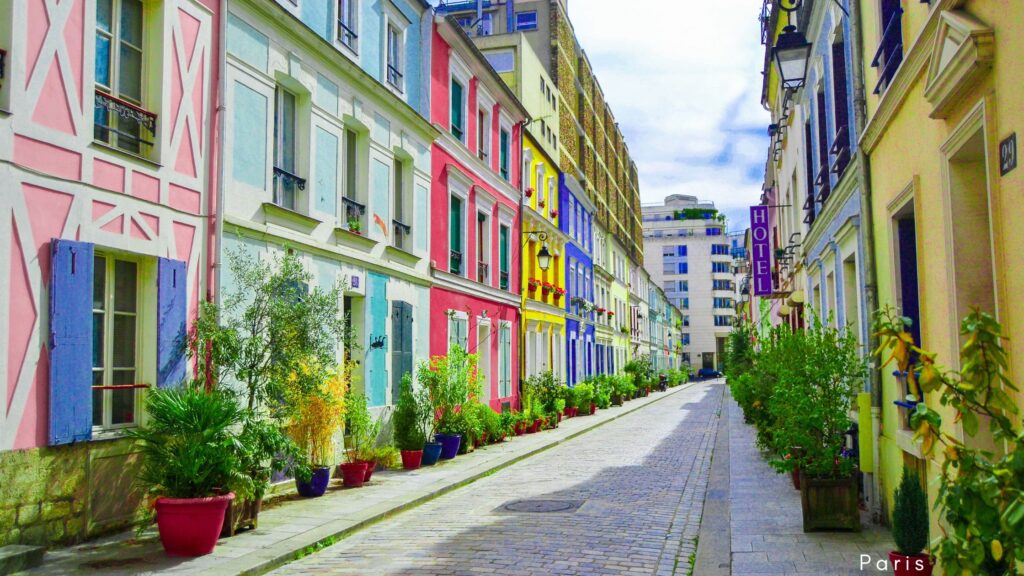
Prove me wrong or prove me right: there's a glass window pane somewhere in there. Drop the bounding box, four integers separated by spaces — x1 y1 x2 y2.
345 129 357 198
95 35 112 88
92 313 105 368
118 44 142 102
112 314 136 368
93 256 107 309
97 0 114 31
92 380 104 427
119 0 143 47
114 260 137 312
111 371 136 425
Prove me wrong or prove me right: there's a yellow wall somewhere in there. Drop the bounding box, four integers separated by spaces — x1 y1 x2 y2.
861 0 1024 529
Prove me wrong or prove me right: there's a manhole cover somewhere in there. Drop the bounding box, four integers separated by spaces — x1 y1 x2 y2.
498 499 584 514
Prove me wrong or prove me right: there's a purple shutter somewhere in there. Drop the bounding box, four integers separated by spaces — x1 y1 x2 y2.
157 258 188 388
49 239 94 445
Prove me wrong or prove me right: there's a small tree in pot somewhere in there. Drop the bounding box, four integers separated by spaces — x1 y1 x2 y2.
889 468 932 576
127 384 245 556
393 373 429 469
285 360 350 497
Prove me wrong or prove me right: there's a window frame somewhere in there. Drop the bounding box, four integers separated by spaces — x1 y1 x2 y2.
336 0 359 54
515 11 538 31
449 55 472 144
384 8 408 94
273 85 300 211
94 0 153 156
447 169 471 276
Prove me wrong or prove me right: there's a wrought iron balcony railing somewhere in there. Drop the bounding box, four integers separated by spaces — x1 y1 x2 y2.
499 270 509 291
387 65 403 92
342 196 366 233
449 249 463 275
272 167 306 211
477 261 489 283
338 20 358 50
393 218 411 250
94 90 157 156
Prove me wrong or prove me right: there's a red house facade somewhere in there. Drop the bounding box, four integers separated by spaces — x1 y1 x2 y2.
429 16 527 410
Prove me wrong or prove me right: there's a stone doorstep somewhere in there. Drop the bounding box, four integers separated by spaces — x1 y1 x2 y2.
31 382 703 576
0 545 45 576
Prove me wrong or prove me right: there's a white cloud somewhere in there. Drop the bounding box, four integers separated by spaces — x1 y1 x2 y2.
568 0 770 229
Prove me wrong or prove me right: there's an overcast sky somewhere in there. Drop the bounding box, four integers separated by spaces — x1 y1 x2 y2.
568 0 769 231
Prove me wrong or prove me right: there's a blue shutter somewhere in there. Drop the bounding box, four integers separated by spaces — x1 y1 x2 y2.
157 258 187 388
49 239 94 445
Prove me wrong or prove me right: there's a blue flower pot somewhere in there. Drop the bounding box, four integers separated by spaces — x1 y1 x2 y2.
435 434 462 460
295 466 331 497
422 442 443 466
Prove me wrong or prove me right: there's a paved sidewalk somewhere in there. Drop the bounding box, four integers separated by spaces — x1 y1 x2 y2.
269 380 724 576
723 395 893 576
17 383 696 576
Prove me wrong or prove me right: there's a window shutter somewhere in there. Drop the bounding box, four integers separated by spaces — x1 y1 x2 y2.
157 258 187 388
49 239 94 445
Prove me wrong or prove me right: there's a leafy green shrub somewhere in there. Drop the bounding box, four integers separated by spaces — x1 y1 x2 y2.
127 384 246 499
418 346 481 435
611 374 636 400
393 373 429 451
562 386 578 410
346 393 382 462
573 382 594 410
892 467 929 556
593 376 613 408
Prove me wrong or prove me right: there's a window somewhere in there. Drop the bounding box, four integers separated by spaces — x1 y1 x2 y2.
677 262 688 274
449 195 464 274
682 333 691 346
803 120 817 226
499 224 510 290
713 280 732 290
712 262 730 273
478 108 490 161
568 198 576 236
712 244 730 255
484 51 514 74
714 316 733 327
337 0 358 51
342 128 366 232
498 323 512 397
815 89 831 204
448 314 468 351
872 0 903 95
499 128 510 180
516 11 538 31
477 212 489 283
682 298 689 310
92 254 140 430
386 23 403 91
714 298 734 309
451 79 465 141
273 87 300 211
392 158 410 250
830 39 850 176
662 246 676 258
706 227 722 236
94 0 155 155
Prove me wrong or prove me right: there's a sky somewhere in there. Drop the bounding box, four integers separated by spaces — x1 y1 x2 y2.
567 0 770 231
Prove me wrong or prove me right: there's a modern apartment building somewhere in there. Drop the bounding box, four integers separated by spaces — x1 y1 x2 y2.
642 195 733 371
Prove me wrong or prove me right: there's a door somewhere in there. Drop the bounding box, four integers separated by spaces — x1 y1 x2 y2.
702 352 714 370
390 301 413 405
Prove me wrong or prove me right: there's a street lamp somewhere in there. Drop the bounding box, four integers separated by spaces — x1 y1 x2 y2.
536 243 552 272
772 0 812 91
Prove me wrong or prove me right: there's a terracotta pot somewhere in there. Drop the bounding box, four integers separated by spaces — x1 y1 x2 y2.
888 551 934 576
340 462 368 487
529 419 542 433
590 403 597 415
356 460 375 482
155 493 234 556
400 450 423 470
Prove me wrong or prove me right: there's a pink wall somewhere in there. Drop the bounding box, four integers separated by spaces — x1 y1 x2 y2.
3 0 219 450
429 287 520 410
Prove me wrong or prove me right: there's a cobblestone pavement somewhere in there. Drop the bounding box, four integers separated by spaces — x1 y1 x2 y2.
727 397 894 576
270 381 726 576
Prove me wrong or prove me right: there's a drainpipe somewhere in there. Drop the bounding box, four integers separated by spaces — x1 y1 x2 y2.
213 0 228 308
848 0 883 520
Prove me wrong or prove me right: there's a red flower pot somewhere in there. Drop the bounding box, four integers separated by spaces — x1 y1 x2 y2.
401 450 423 470
590 403 597 415
356 460 376 482
340 462 368 487
529 419 542 433
888 551 934 576
791 467 801 490
155 493 234 556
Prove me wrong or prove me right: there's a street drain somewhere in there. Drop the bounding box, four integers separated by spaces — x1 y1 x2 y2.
498 499 584 514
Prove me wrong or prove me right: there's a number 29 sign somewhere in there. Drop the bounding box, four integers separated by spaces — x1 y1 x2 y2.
1000 133 1017 176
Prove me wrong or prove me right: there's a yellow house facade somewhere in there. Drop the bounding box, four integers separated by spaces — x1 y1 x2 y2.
858 0 1024 523
522 133 568 382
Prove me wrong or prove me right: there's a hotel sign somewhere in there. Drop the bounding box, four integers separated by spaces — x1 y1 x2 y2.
750 206 772 296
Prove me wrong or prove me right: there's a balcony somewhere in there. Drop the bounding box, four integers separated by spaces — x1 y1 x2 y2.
338 19 358 50
273 167 306 212
94 90 157 157
477 261 489 284
449 249 463 275
392 219 411 251
342 196 366 234
871 7 904 95
387 64 403 92
499 270 509 291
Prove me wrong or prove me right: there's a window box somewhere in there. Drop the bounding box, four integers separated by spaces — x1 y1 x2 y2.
262 202 321 235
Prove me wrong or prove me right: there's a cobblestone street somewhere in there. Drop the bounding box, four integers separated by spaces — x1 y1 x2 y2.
269 382 725 576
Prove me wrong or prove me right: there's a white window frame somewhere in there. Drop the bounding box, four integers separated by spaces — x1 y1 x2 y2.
499 115 513 181
498 321 512 398
447 166 472 277
449 54 472 145
94 0 149 155
383 6 408 95
477 88 495 164
476 189 496 286
448 310 469 351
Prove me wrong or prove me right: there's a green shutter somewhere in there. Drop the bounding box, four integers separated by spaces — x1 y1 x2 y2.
451 81 463 138
499 226 508 273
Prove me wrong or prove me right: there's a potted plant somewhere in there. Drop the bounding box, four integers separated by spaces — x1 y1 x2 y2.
347 217 361 235
419 346 481 460
550 209 558 218
574 382 594 416
286 360 350 498
527 278 540 294
346 393 382 482
393 373 429 470
525 186 534 198
126 385 244 557
889 468 933 576
553 286 565 303
541 282 553 296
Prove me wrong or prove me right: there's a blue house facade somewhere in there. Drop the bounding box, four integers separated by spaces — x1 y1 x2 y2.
560 175 595 386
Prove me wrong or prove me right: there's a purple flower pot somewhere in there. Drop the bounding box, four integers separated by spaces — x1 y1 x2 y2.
422 442 443 466
295 466 331 497
435 434 462 460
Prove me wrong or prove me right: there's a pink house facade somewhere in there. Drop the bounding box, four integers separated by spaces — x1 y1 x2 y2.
429 17 526 411
0 0 220 546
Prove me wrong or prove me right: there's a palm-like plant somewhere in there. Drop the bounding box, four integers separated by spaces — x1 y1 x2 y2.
127 384 248 499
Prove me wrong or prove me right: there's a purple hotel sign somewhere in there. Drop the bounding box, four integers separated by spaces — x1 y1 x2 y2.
750 206 772 296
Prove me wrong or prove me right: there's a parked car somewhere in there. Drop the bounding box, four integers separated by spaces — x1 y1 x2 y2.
697 368 723 380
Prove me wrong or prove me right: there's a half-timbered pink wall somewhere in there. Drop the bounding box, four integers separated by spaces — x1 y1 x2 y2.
1 0 220 451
